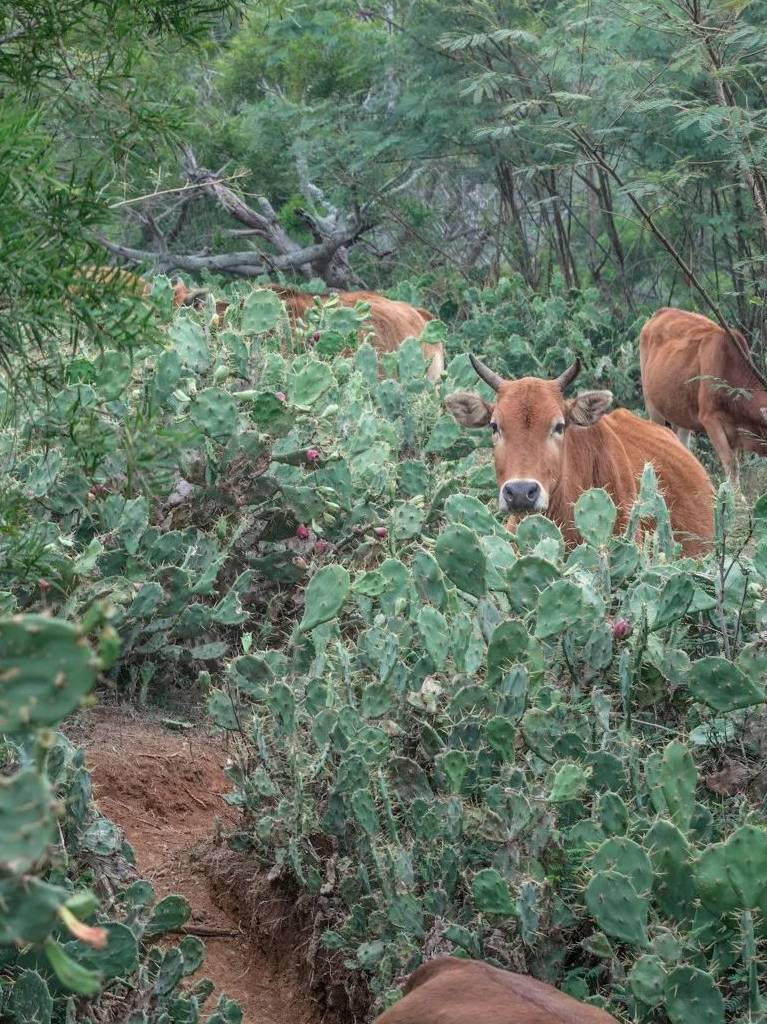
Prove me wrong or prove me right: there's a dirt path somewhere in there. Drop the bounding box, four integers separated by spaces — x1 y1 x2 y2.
71 707 319 1024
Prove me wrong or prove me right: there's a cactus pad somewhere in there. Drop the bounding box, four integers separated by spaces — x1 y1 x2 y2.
0 615 97 734
472 868 515 916
585 870 648 947
435 524 486 597
299 565 350 632
0 768 56 872
664 966 724 1024
687 656 765 711
574 488 617 546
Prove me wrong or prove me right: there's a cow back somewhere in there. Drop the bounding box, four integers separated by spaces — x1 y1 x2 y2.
373 958 618 1024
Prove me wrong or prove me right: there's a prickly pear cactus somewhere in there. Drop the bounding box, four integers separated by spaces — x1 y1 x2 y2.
0 616 98 734
574 487 616 546
586 870 648 947
434 523 486 597
299 565 350 632
189 387 238 439
687 656 765 711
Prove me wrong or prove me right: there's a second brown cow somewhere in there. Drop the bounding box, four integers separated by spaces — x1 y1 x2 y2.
640 306 767 484
446 355 714 555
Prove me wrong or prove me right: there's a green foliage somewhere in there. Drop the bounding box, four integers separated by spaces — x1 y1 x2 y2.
6 282 767 1024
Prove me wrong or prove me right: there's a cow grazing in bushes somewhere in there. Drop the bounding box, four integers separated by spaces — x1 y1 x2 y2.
79 267 196 310
268 285 444 382
445 355 714 555
373 957 619 1024
639 306 767 484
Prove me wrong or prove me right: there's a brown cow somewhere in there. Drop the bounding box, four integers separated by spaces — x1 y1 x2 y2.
445 356 713 555
78 267 193 309
268 285 444 382
639 306 767 484
373 957 618 1024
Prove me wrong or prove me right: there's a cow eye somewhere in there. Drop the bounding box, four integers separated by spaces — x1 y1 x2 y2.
553 422 565 436
490 421 499 434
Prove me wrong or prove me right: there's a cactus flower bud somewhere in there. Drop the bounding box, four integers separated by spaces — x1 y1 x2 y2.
58 906 108 949
306 448 320 462
39 578 51 593
310 331 321 344
296 524 310 540
275 391 286 402
314 538 329 555
611 618 632 640
373 526 388 539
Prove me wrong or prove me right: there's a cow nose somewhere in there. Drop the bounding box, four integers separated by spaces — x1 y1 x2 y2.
503 479 541 511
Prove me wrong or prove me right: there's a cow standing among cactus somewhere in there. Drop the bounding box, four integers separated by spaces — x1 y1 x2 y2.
639 306 767 485
268 285 444 382
373 957 618 1024
445 356 714 555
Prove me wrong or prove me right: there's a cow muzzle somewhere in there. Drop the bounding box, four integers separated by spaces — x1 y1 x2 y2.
500 479 548 514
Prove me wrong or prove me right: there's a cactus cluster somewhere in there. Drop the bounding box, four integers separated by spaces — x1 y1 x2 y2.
7 285 767 1024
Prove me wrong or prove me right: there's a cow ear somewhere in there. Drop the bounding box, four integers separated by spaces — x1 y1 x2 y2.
444 391 493 427
566 390 613 427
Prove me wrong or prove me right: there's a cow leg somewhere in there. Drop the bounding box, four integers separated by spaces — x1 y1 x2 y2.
701 416 739 486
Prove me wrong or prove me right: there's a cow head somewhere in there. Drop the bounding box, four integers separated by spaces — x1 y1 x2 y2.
445 356 613 515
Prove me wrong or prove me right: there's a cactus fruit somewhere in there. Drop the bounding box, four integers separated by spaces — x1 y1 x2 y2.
645 739 697 832
664 966 724 1024
535 579 587 639
629 955 666 1007
687 656 765 711
434 524 486 597
507 556 559 612
0 615 97 734
472 868 515 916
298 565 350 632
574 488 617 546
189 387 237 440
590 837 652 895
585 870 648 947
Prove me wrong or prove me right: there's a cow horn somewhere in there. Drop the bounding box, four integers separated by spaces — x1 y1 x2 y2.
469 354 503 392
555 359 580 392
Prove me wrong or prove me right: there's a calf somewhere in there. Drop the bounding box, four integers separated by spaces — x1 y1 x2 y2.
445 355 713 555
373 957 618 1024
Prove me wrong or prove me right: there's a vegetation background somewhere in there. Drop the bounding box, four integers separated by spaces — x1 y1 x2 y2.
3 2 767 1024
